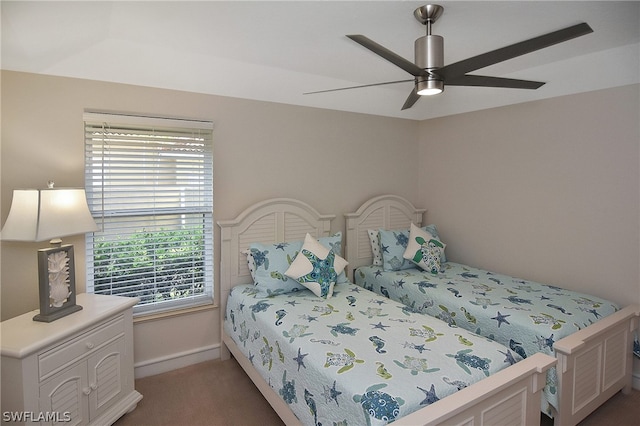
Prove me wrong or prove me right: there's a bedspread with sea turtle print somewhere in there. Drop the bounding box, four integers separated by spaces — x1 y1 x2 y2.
354 263 620 416
224 282 522 426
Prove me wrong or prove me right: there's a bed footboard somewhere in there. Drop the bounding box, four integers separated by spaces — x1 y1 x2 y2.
552 304 639 426
226 327 556 426
394 353 556 426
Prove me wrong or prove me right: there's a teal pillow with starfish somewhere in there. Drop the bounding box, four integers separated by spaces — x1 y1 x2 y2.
245 232 346 296
297 249 338 298
286 233 348 298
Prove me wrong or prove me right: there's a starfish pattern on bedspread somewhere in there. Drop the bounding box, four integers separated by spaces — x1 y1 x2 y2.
491 311 511 328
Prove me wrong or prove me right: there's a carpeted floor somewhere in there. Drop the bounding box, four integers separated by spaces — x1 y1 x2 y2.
115 358 283 426
115 358 639 425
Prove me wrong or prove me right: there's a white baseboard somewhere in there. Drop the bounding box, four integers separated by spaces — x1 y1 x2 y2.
134 344 220 378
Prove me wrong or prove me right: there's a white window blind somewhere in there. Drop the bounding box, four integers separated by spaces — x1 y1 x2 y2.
84 112 214 315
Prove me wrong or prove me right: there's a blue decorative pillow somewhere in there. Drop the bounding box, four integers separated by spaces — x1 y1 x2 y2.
379 228 413 271
245 232 346 296
379 225 446 271
285 233 348 298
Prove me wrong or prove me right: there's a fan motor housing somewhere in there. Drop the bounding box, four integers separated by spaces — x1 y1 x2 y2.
415 35 443 72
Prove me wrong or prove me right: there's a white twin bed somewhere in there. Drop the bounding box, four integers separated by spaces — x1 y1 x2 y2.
345 194 639 425
217 196 637 425
218 198 557 425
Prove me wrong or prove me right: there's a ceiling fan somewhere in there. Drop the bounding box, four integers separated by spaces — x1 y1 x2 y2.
306 4 593 110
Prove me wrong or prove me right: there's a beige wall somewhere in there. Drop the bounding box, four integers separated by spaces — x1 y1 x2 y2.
418 84 640 307
1 71 419 367
2 71 638 373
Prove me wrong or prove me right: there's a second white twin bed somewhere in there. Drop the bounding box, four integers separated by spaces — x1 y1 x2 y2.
345 194 639 425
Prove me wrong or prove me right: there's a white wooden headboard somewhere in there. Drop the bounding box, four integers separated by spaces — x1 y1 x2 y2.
345 195 425 280
217 198 335 354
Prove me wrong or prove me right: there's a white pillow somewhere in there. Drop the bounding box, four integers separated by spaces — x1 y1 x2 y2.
402 223 446 274
285 233 348 298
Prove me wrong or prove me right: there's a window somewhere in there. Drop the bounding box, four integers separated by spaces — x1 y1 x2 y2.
84 112 214 315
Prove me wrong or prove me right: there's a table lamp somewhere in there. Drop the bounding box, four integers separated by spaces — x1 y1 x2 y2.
1 182 98 322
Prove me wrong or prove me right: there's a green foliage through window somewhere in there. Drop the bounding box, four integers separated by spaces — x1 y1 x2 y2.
93 228 205 306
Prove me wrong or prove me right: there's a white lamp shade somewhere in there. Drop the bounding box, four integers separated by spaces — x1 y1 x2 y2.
2 188 98 242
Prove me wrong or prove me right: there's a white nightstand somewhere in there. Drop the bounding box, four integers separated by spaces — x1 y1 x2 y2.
1 293 142 425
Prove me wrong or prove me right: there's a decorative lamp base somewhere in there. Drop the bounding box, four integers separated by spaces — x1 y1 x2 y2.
35 244 82 322
34 304 83 322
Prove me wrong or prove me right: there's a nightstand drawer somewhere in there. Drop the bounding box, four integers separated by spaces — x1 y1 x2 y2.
39 315 124 380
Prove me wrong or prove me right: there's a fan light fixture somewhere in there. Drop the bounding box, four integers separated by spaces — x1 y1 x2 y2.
416 77 443 96
2 181 98 322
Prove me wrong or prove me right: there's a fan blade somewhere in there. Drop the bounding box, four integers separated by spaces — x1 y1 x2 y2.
436 22 593 80
401 87 421 110
446 75 545 89
347 34 426 77
304 79 414 95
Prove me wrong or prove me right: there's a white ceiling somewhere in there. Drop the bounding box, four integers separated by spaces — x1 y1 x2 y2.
2 1 639 120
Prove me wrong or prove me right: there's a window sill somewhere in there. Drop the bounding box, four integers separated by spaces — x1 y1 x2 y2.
133 302 218 324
